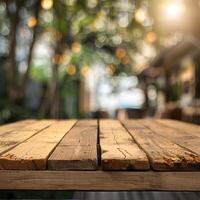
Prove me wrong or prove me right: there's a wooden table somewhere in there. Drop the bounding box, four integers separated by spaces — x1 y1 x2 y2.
0 119 200 191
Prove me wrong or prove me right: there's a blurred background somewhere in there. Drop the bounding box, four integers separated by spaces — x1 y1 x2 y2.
0 0 200 124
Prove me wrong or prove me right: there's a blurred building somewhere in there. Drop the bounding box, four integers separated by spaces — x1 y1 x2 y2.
142 37 200 124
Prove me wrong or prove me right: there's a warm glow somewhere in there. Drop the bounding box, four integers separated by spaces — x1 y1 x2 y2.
71 42 82 53
180 64 194 82
81 65 90 77
135 9 146 23
146 32 157 43
27 17 37 28
66 64 76 75
164 2 185 20
41 0 53 10
116 48 126 60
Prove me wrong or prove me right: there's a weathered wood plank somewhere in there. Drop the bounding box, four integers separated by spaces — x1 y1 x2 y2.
0 120 76 170
0 120 54 155
99 120 149 170
75 120 97 127
0 170 200 191
157 119 200 136
48 120 98 170
143 119 200 155
0 120 35 136
122 120 200 171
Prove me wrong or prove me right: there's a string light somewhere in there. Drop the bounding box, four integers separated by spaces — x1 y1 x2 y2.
145 32 157 43
135 8 146 23
66 64 76 75
116 48 126 60
71 42 82 53
41 0 53 10
27 17 37 28
81 65 90 77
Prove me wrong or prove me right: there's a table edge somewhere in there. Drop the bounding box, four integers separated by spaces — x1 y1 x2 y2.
0 170 200 191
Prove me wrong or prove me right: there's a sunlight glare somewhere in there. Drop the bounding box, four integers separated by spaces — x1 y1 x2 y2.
164 2 185 20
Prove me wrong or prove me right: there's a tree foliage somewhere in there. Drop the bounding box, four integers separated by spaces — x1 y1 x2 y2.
0 0 178 121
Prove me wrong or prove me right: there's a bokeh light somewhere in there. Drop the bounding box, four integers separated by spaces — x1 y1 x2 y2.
71 42 82 54
163 1 185 20
116 48 126 60
145 32 157 43
66 64 76 75
1 0 200 124
27 17 37 28
81 65 90 77
135 8 146 23
41 0 53 10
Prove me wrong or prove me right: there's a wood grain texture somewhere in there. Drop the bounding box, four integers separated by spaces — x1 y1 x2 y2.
142 119 200 155
0 120 35 136
48 120 98 170
0 120 76 170
75 120 97 127
0 170 200 191
157 119 200 136
122 120 200 171
99 120 149 170
0 120 53 155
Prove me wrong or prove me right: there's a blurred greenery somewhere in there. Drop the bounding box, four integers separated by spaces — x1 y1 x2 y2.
0 0 197 123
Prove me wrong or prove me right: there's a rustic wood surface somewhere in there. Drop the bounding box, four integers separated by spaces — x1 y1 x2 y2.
142 119 200 155
122 120 200 170
99 120 149 170
0 120 35 136
0 120 76 170
0 170 200 191
48 120 98 170
0 119 199 190
0 120 53 156
157 119 200 136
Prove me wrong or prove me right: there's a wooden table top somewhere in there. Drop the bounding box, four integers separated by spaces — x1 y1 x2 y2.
0 119 200 191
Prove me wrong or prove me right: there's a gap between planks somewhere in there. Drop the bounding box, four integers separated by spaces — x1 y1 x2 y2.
48 120 98 170
122 120 200 171
0 119 200 172
0 120 77 170
142 119 200 155
0 120 54 156
99 119 150 170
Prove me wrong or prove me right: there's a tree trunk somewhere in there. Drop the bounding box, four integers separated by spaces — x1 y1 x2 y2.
21 0 41 93
49 63 59 118
41 36 66 119
5 0 24 103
